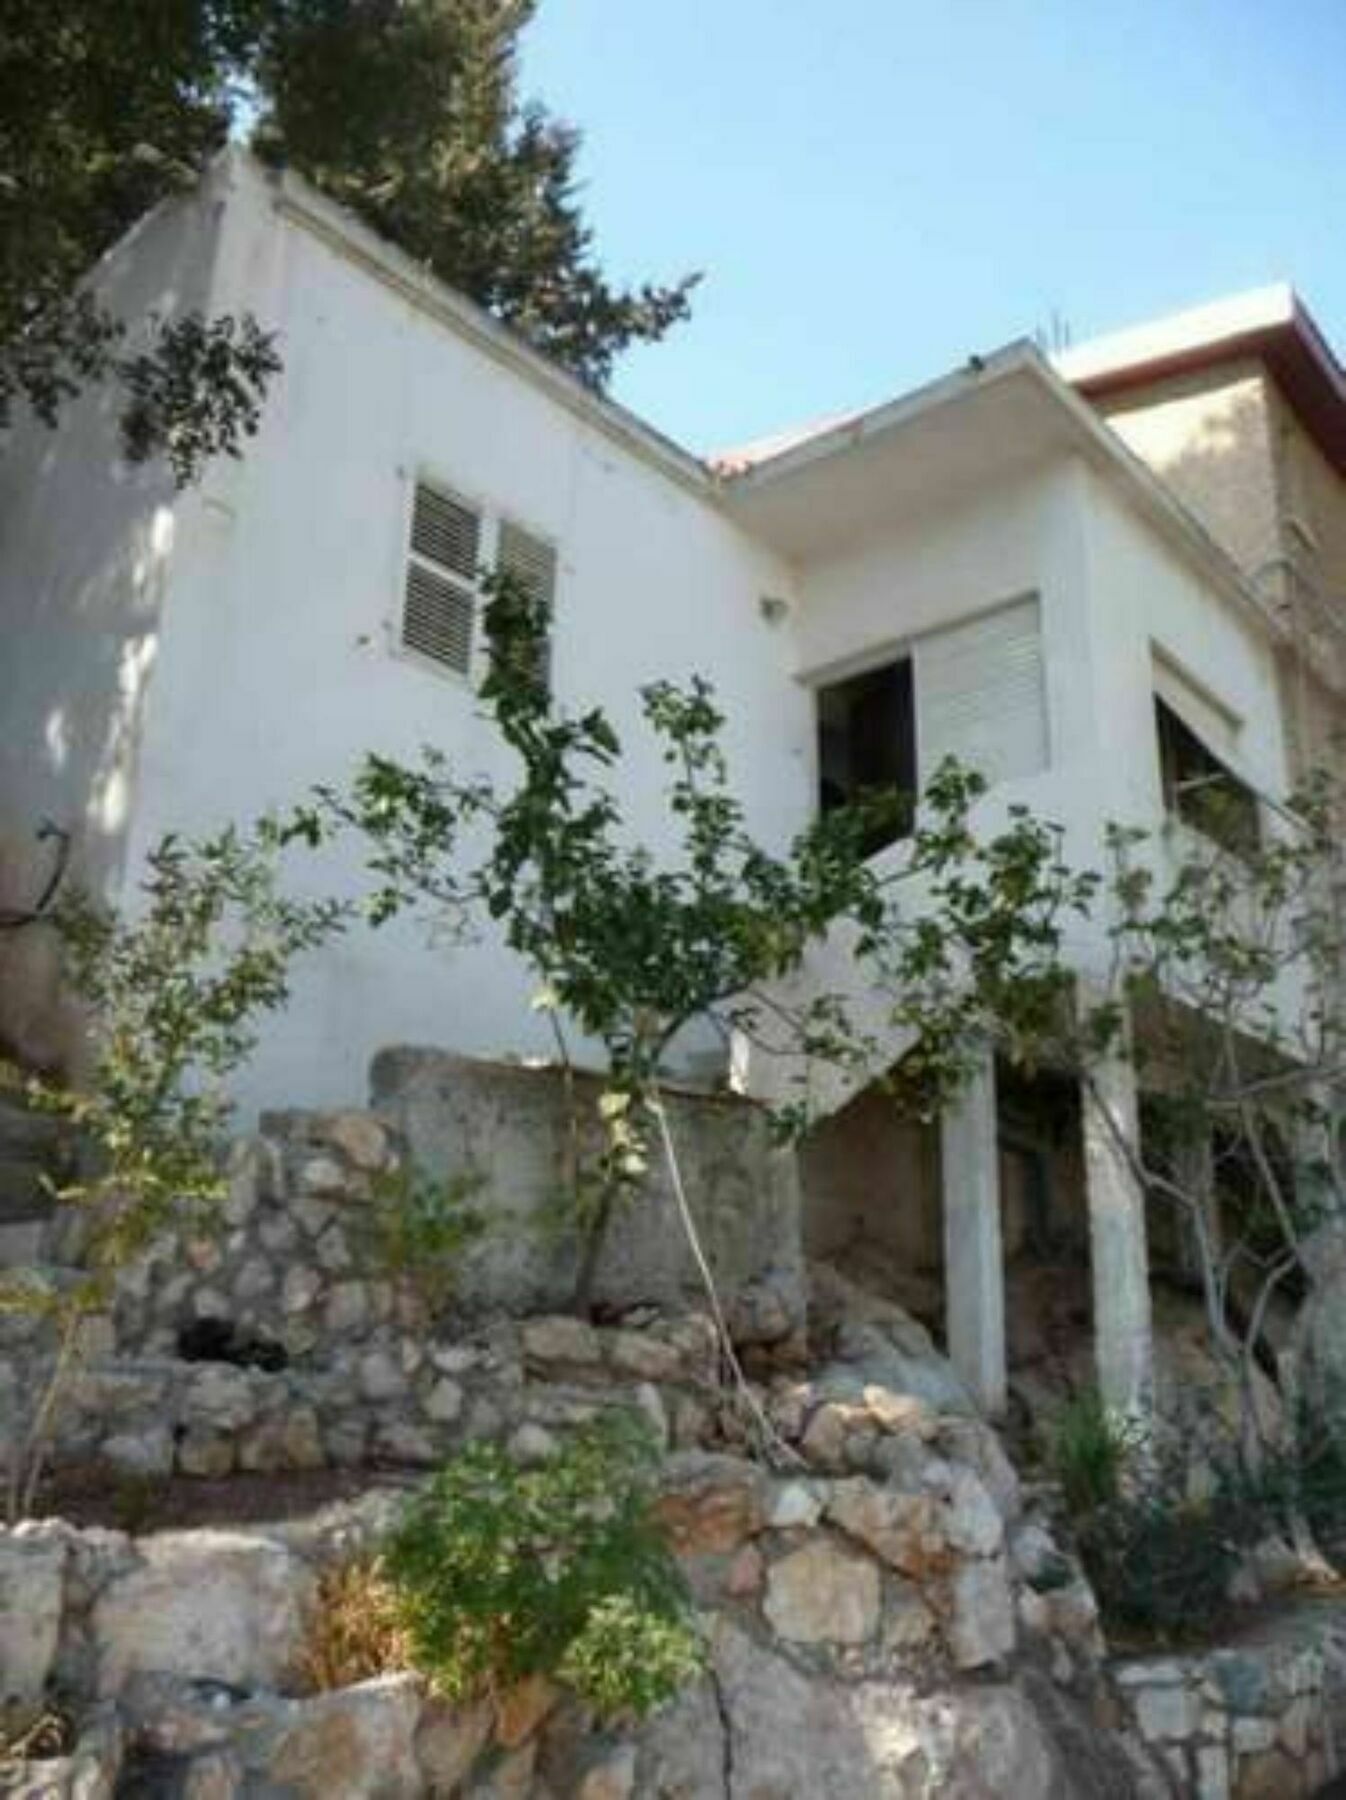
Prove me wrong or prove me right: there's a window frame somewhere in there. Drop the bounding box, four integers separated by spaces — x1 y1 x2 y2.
392 470 558 691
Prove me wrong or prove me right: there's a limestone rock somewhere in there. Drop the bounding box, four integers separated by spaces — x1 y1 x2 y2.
768 1480 822 1531
706 1619 1075 1798
0 1526 66 1707
258 1674 424 1798
824 1478 948 1579
184 1364 257 1432
359 1349 406 1402
323 1112 391 1173
654 1453 766 1554
947 1557 1017 1670
516 1316 596 1367
416 1696 494 1793
576 1743 637 1800
91 1530 317 1696
102 1426 175 1479
763 1539 881 1645
424 1377 464 1424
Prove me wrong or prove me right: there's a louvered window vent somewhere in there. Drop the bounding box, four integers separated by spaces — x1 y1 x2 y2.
402 482 480 675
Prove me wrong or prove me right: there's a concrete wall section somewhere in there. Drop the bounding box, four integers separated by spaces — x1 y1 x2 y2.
0 178 229 1068
368 1049 806 1334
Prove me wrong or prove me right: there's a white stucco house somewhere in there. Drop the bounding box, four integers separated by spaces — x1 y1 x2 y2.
2 152 1343 1417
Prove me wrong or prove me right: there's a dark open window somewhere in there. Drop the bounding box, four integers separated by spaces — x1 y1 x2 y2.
1155 697 1260 859
817 658 917 857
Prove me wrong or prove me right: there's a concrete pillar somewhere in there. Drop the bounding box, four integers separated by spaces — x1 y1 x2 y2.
1082 1030 1154 1418
940 1048 1007 1417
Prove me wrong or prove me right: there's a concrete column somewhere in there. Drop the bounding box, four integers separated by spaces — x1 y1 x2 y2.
940 1048 1007 1417
1082 1030 1154 1418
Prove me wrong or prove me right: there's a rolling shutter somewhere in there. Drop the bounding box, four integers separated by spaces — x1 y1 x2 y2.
402 482 480 675
914 595 1047 787
1152 652 1239 760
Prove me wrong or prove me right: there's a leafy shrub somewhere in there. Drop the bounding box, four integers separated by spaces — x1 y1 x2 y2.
557 1592 705 1718
1075 1478 1245 1643
384 1412 700 1718
297 1557 415 1692
1050 1388 1138 1517
362 1164 486 1320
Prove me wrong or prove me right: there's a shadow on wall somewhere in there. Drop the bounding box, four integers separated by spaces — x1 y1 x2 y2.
0 186 225 1074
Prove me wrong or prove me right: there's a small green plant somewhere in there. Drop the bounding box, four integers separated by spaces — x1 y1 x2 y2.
362 1164 486 1320
1050 1388 1138 1517
1073 1455 1251 1644
384 1412 700 1718
557 1592 705 1719
0 821 346 1520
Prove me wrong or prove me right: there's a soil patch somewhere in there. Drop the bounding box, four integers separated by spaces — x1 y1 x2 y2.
31 1463 420 1533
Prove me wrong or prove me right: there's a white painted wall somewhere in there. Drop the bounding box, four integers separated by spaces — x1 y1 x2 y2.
0 152 1300 1124
0 178 227 1067
121 158 807 1117
736 451 1297 1111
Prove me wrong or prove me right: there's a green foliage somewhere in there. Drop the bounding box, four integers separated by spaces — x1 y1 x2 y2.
1050 1388 1138 1518
1 820 346 1518
862 761 1102 1115
0 0 279 478
30 823 347 1277
362 1163 487 1320
557 1592 705 1720
384 1412 700 1716
251 0 696 388
1075 1472 1246 1645
4 0 689 472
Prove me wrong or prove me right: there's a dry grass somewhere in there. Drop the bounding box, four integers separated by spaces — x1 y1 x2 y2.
1 1702 74 1769
296 1557 418 1692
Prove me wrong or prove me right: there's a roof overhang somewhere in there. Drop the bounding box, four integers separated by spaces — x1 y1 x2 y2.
718 343 1279 642
1058 285 1346 479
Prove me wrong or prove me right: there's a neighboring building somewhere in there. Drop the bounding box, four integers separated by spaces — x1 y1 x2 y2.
1 150 1342 1418
1058 287 1346 784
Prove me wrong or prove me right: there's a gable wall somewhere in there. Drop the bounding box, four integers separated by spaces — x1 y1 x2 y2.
126 161 807 1116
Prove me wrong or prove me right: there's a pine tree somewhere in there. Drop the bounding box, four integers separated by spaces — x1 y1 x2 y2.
252 1 696 388
0 0 694 465
0 1 278 481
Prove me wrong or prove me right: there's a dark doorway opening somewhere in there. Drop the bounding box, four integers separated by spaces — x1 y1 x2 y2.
817 657 917 856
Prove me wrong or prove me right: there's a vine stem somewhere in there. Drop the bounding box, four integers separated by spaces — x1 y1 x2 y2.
648 1086 802 1470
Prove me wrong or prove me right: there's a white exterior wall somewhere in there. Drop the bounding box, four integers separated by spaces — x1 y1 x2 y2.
737 451 1295 1111
1081 470 1288 827
122 160 807 1117
0 181 227 1067
793 459 1102 845
0 152 1300 1121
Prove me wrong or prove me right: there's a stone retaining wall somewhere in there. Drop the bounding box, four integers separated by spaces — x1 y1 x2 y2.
107 1053 806 1363
1113 1616 1346 1798
2 1424 1120 1798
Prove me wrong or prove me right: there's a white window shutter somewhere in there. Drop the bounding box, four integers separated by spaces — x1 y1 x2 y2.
402 482 480 675
914 595 1047 787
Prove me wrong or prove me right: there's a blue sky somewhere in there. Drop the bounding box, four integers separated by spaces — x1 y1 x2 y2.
521 0 1346 454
